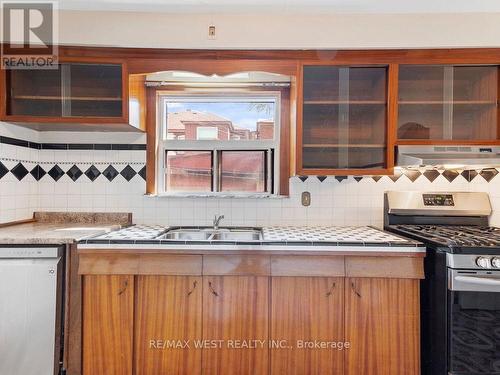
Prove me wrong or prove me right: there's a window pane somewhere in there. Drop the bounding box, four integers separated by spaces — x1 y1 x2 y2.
220 151 266 193
165 151 212 192
165 100 275 141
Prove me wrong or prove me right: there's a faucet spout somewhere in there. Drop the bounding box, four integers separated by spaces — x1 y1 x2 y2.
213 214 224 230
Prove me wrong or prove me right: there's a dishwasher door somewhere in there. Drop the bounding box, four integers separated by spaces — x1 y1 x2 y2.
0 255 62 375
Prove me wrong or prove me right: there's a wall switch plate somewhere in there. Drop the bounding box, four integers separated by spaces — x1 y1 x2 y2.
208 25 216 40
301 191 311 206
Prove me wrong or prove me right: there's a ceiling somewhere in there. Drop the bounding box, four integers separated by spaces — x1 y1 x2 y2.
58 0 500 14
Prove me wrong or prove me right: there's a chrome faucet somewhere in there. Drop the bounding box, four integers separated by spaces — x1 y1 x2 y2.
213 214 224 230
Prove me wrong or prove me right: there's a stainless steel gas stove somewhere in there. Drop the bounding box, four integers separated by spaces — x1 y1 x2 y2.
384 191 500 375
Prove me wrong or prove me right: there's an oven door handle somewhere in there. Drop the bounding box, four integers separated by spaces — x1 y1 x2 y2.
451 275 500 292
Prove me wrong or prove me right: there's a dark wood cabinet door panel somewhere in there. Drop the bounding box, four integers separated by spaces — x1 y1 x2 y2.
82 275 134 375
202 276 269 375
135 275 202 375
271 277 344 375
344 278 420 375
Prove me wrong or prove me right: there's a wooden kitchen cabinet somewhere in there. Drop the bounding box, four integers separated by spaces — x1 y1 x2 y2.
344 278 420 375
398 65 500 144
202 276 270 375
134 276 202 375
297 63 396 175
0 60 134 130
78 253 423 375
82 275 134 375
271 277 344 375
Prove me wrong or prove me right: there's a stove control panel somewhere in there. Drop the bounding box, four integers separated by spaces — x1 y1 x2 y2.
476 256 492 268
475 256 500 269
422 194 455 206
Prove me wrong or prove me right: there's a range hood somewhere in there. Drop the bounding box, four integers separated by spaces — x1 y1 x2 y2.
397 145 500 168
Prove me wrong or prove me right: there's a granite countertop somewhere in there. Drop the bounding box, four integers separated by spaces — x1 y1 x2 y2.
78 224 425 254
0 212 130 245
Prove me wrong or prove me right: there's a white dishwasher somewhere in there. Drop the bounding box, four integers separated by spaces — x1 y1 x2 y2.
0 246 63 375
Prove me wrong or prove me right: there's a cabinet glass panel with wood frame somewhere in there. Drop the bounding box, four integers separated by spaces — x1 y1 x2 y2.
398 65 499 141
6 63 123 118
301 66 388 170
158 94 280 195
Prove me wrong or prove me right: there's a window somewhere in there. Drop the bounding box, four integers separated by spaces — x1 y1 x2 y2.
157 92 280 195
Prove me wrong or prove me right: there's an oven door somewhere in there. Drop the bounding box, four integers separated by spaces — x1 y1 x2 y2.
448 269 500 375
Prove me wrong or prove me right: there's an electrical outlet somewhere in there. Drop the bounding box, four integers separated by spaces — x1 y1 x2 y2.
208 25 216 40
301 191 311 206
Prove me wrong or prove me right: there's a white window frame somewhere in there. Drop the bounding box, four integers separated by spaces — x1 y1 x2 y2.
156 91 281 197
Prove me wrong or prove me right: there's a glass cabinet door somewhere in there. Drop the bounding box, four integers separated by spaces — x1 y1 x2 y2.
65 63 123 117
7 69 62 116
301 65 388 170
398 65 498 141
5 63 123 118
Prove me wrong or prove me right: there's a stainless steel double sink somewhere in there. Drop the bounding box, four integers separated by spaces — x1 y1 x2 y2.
156 227 262 241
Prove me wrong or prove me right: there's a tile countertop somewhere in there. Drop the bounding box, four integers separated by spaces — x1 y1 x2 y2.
0 212 130 245
78 225 425 255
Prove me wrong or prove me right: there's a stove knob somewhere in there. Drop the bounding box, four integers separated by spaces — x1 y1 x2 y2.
476 257 491 268
491 257 500 269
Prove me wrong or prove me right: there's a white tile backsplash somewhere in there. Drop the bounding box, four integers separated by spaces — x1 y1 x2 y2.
1 123 500 227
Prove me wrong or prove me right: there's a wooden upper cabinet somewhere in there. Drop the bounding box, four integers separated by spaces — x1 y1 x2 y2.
298 64 393 175
1 60 136 129
398 65 499 143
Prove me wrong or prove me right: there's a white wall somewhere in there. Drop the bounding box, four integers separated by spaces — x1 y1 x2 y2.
57 11 500 49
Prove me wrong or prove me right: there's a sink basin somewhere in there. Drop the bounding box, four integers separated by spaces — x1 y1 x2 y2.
211 230 262 241
157 227 262 241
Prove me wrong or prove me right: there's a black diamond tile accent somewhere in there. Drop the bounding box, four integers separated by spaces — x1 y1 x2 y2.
138 166 146 181
0 162 8 179
30 165 46 181
298 176 308 182
102 165 119 181
461 170 478 182
423 169 440 182
317 176 327 182
389 169 403 182
66 165 83 182
354 177 363 182
403 169 421 182
11 162 29 181
372 176 382 182
120 165 137 181
442 169 459 183
85 165 101 181
479 168 499 182
335 176 347 182
48 165 65 181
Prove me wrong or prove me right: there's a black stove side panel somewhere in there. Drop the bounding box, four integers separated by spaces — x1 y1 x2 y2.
421 249 448 375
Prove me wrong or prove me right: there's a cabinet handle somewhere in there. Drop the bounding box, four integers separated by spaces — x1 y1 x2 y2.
118 279 128 296
208 281 219 297
187 280 198 297
351 282 361 298
326 282 336 297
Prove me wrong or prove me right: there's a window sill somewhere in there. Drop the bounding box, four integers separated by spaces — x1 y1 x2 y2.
145 193 289 199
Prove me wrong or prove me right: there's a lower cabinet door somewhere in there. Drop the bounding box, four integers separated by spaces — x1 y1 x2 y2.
134 275 202 375
83 275 134 375
271 277 344 375
202 276 269 375
344 278 420 375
